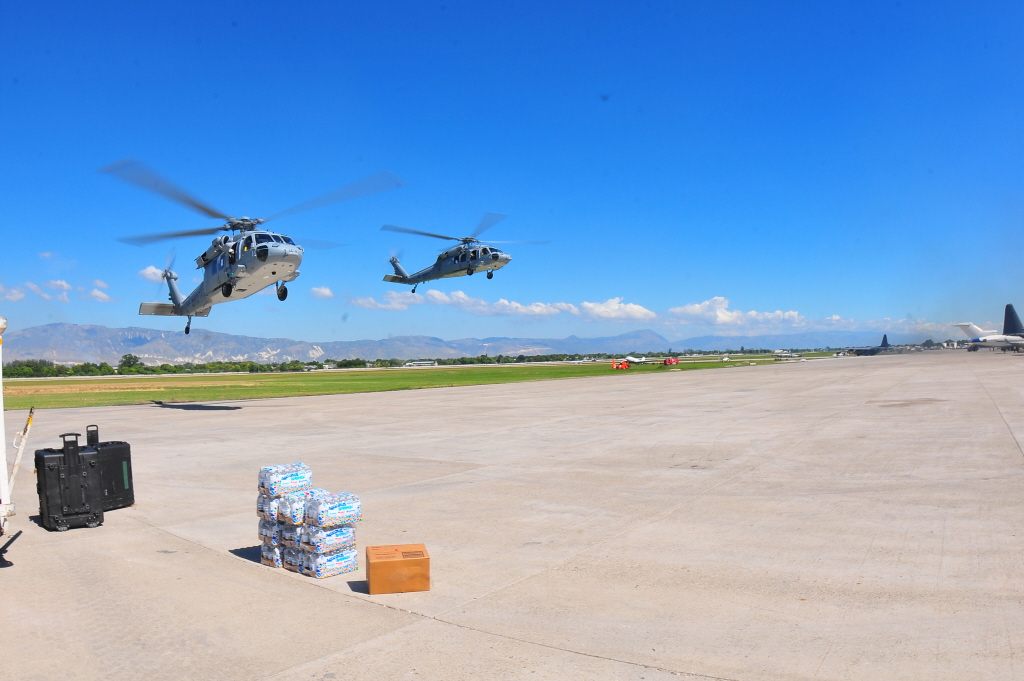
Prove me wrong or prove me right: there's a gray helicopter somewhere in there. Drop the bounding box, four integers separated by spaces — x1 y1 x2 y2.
381 213 546 292
103 160 405 334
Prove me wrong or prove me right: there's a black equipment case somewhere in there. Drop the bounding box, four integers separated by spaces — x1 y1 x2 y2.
86 425 135 511
35 433 104 531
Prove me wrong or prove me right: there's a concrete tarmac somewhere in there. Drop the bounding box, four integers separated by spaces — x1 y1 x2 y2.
4 351 1024 680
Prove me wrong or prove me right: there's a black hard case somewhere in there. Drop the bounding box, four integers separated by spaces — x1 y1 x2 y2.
87 425 135 511
35 433 104 531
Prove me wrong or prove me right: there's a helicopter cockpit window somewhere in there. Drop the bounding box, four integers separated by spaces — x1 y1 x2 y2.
255 233 273 244
490 248 501 254
280 235 296 245
481 248 490 256
243 236 253 251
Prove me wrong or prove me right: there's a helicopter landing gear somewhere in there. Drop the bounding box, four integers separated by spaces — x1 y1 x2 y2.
467 268 474 276
222 283 232 298
276 282 288 302
411 284 418 294
185 316 192 335
486 271 493 279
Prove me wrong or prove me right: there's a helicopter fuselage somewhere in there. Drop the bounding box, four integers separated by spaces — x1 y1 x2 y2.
386 243 511 286
163 231 303 316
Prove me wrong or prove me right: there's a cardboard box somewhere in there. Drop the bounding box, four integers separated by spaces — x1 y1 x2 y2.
366 544 430 595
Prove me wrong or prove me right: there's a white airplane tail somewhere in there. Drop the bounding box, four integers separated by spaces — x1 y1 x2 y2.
954 323 995 339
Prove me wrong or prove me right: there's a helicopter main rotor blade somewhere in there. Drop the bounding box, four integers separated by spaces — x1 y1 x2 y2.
380 224 462 241
486 239 551 245
471 212 509 238
118 225 230 246
100 159 232 220
264 170 406 222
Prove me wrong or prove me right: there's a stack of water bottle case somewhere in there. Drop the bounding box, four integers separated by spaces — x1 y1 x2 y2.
256 463 362 579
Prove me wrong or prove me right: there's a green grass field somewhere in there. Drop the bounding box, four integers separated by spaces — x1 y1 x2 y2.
2 360 760 410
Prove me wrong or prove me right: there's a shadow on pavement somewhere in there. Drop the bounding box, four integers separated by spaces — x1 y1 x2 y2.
347 580 369 594
152 401 242 411
230 545 263 563
0 530 24 568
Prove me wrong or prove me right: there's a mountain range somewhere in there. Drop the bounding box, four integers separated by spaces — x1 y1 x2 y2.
1 323 933 365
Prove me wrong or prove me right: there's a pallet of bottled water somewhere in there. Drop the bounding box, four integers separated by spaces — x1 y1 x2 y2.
256 463 361 579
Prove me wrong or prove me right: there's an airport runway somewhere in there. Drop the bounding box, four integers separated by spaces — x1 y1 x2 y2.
4 351 1024 681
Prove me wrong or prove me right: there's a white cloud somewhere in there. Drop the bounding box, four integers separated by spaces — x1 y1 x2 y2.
94 279 109 289
138 266 164 283
24 282 52 300
348 290 652 319
38 252 52 258
310 286 335 300
55 292 69 303
668 297 802 327
579 297 657 321
46 280 72 291
348 291 426 311
0 284 25 302
84 288 113 302
422 290 577 316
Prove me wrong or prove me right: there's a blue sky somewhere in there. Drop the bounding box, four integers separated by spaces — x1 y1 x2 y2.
1 1 1022 342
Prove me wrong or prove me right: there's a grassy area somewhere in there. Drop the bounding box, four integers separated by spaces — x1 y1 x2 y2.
3 360 755 410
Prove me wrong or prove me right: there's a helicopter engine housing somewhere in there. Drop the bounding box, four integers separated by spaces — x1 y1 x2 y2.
196 235 233 267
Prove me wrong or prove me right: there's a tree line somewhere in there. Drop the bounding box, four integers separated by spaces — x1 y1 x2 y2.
7 346 850 378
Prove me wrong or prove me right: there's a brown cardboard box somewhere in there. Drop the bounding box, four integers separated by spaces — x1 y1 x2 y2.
366 544 430 595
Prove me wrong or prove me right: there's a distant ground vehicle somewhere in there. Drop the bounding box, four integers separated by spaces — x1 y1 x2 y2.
612 360 631 370
663 358 679 365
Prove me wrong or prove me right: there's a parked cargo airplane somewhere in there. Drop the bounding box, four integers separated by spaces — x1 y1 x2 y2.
849 335 892 356
958 304 1024 351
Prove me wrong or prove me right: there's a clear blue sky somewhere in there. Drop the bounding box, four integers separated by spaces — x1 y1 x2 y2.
2 1 1022 342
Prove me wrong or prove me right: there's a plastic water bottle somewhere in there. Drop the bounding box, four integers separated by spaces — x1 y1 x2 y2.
277 488 330 525
261 544 282 568
301 524 356 554
280 524 304 548
283 547 304 573
304 493 362 527
306 548 359 579
258 518 282 547
258 463 313 497
257 494 280 520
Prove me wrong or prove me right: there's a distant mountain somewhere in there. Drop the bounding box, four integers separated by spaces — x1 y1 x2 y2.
1 323 935 365
676 331 930 351
1 323 674 365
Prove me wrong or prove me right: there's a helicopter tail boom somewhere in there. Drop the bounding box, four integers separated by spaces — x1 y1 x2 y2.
388 256 409 280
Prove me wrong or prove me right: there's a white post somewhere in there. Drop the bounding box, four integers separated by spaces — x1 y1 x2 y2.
0 316 10 535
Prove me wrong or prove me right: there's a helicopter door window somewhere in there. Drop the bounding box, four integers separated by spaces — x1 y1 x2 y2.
243 236 253 251
471 250 479 260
